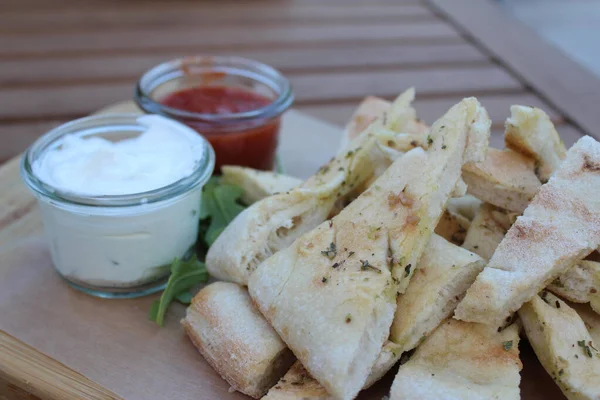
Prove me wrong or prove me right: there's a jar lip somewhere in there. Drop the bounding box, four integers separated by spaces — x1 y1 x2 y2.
134 55 294 122
20 113 215 208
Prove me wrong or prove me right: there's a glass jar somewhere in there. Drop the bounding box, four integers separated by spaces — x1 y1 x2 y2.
134 56 294 172
20 114 215 298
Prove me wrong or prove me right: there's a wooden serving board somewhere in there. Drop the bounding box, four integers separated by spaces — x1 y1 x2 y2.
0 102 565 400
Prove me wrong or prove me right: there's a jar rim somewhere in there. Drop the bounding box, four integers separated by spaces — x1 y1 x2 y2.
20 113 215 208
134 55 294 123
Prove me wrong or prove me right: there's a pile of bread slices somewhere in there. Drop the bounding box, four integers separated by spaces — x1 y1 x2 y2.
182 88 600 400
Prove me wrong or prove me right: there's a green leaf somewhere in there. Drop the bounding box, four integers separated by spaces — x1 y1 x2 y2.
200 178 246 246
175 291 193 305
148 299 160 321
149 255 209 326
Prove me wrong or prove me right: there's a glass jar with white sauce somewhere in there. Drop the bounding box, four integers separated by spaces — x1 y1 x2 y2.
21 114 214 298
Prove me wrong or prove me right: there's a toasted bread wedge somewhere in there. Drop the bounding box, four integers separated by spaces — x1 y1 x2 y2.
519 292 600 400
548 261 600 312
341 88 428 147
435 209 471 245
262 235 485 399
182 282 295 398
447 195 483 221
248 99 490 399
207 119 401 285
341 96 391 146
462 203 518 260
505 105 567 183
462 148 541 213
571 303 600 343
388 97 489 289
221 166 302 205
390 234 485 348
456 136 600 327
389 319 522 400
262 341 403 400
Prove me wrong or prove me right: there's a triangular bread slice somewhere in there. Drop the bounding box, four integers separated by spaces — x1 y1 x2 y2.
221 166 302 205
519 292 600 400
462 203 518 260
548 260 600 315
435 208 471 245
505 105 567 183
182 282 295 398
390 234 485 348
261 235 484 399
248 98 490 399
389 319 522 400
571 302 600 343
340 88 428 147
261 341 403 400
462 147 541 213
456 136 600 327
206 115 402 285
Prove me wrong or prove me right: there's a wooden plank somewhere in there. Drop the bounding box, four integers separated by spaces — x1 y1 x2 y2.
0 0 420 11
0 22 461 57
0 43 488 87
0 120 65 163
0 4 435 32
0 66 522 120
0 331 123 400
298 92 563 128
428 0 600 139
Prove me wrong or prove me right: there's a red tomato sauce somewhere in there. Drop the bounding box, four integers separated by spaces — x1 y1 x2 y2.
161 86 279 172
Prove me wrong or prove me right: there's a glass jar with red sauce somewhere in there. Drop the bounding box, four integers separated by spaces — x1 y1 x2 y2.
135 56 294 172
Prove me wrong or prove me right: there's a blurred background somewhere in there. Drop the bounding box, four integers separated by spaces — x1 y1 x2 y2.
1 0 599 165
503 0 600 77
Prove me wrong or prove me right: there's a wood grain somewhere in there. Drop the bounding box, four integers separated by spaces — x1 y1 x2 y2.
0 22 460 58
0 332 123 400
0 66 522 121
0 43 488 87
0 4 435 32
428 0 600 139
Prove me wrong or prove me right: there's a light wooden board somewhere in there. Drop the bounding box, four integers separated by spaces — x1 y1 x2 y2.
0 101 567 400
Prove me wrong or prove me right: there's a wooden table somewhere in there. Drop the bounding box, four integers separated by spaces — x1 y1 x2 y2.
1 0 600 399
1 0 599 165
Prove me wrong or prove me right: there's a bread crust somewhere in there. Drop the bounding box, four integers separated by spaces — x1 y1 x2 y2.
519 292 600 400
462 148 541 213
390 319 522 400
456 136 600 326
182 282 295 398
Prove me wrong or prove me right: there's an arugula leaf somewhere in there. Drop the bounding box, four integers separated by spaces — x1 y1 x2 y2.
199 177 246 246
149 177 247 326
149 255 209 326
175 291 193 305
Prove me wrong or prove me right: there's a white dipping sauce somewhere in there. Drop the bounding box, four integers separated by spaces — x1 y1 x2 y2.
30 115 211 290
33 115 204 195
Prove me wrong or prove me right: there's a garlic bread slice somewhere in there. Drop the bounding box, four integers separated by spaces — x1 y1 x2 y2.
389 319 522 400
456 136 600 327
462 203 518 261
248 98 490 400
390 234 485 348
341 88 428 147
206 122 397 285
519 292 600 400
548 261 600 313
221 166 302 205
182 282 295 399
505 105 567 183
462 147 541 213
262 341 403 400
